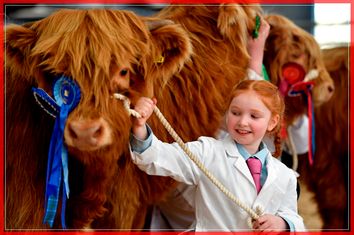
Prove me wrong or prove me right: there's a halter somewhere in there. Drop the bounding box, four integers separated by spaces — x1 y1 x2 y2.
32 75 81 228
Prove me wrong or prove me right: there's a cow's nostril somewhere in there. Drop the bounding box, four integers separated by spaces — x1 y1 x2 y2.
328 85 335 93
68 124 78 139
67 121 104 142
93 126 103 138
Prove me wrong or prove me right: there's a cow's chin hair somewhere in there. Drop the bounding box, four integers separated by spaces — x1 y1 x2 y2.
66 144 121 166
313 90 333 107
66 144 124 229
66 141 111 153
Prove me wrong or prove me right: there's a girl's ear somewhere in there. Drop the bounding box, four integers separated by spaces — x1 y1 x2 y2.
224 113 229 128
267 114 280 132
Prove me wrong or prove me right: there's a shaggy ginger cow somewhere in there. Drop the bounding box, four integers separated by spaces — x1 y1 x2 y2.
297 46 349 230
264 15 342 230
6 5 261 230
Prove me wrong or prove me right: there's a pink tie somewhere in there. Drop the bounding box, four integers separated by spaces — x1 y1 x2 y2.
247 157 262 193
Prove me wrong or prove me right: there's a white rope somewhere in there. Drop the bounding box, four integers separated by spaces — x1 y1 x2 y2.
114 93 263 223
286 127 299 171
113 94 142 118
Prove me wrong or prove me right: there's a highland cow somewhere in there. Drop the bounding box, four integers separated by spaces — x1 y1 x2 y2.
264 15 345 231
297 46 349 230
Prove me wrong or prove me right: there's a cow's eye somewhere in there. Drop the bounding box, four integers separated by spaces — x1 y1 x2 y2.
111 67 130 92
120 69 128 77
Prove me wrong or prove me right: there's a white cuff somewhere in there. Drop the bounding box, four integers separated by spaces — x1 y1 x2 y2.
247 68 264 80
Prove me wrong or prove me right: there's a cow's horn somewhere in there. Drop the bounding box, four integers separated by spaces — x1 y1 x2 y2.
146 19 175 31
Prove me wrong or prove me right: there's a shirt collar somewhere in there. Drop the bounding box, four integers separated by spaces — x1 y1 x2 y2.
236 142 269 166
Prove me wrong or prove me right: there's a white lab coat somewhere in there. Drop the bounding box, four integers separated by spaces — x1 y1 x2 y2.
131 134 306 232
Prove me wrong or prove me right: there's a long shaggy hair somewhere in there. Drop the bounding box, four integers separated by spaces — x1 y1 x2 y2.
150 4 262 142
5 5 261 230
6 9 175 230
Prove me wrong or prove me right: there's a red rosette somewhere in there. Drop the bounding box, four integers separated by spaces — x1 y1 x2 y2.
282 62 306 85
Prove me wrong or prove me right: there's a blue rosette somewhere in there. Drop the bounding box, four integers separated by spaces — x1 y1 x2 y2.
33 75 81 228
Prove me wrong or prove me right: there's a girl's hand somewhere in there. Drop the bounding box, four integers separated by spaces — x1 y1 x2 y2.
252 214 287 232
248 17 270 75
132 97 157 140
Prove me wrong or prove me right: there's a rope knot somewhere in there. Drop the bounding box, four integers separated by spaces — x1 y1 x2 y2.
113 93 141 118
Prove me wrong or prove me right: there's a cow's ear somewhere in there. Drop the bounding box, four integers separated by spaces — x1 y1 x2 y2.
147 20 192 85
6 23 38 81
263 14 295 85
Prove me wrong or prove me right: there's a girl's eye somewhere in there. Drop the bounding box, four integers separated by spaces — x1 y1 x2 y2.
251 114 259 119
120 69 128 77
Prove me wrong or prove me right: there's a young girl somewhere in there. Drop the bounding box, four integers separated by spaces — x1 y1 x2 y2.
147 17 275 231
130 80 305 232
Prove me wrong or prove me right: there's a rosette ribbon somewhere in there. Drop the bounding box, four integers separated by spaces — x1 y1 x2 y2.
278 62 317 165
32 75 81 228
288 81 316 165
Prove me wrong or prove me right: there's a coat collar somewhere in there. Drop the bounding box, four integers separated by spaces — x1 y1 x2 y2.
221 135 255 186
221 134 281 197
222 134 241 158
222 134 269 161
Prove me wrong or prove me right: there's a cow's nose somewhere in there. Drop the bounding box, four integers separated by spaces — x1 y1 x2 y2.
328 83 335 93
69 122 102 142
66 118 111 150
